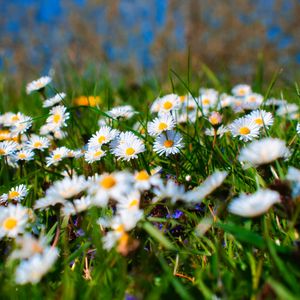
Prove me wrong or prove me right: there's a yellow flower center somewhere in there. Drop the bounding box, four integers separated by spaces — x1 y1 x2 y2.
158 122 168 131
164 140 174 148
129 199 139 208
0 149 5 155
98 135 106 144
255 118 263 125
11 115 20 122
125 147 135 156
53 114 61 124
8 191 20 199
93 150 103 158
209 116 219 125
53 154 62 160
18 153 27 159
135 170 150 181
179 95 186 103
33 141 42 148
3 217 17 230
239 127 250 135
239 89 245 95
163 101 173 110
202 98 210 105
116 225 125 233
249 96 256 102
32 242 43 253
100 176 116 189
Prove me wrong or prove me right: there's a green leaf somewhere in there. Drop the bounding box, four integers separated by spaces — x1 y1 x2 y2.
143 222 176 250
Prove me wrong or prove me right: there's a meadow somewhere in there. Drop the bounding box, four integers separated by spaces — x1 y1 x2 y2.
0 66 299 300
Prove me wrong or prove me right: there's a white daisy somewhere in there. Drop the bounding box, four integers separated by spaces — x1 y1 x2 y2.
185 171 228 203
238 138 290 167
199 92 218 110
228 189 281 217
158 94 180 114
26 76 52 94
133 169 162 191
46 147 69 166
0 204 29 239
84 148 105 163
112 135 145 161
245 110 274 128
153 180 186 204
26 135 50 151
229 117 260 142
242 93 264 110
10 115 33 136
204 125 228 137
88 172 132 207
147 114 176 136
107 105 136 119
153 130 184 156
116 190 141 212
10 234 48 260
88 126 119 149
276 103 299 119
61 196 93 216
43 93 66 108
0 141 18 156
7 184 28 201
231 84 252 97
46 105 70 131
15 247 58 284
14 149 35 161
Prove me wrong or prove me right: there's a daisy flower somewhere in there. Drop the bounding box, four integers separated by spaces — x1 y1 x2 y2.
15 247 58 284
134 169 162 191
276 103 299 120
231 84 252 97
229 117 260 142
199 92 218 110
107 105 136 119
46 147 69 166
43 93 66 108
228 189 281 217
7 184 29 202
208 111 222 126
84 148 105 163
10 233 48 260
46 175 88 200
205 125 228 137
26 135 50 151
88 126 119 149
153 180 186 204
26 76 52 94
88 172 132 207
153 130 184 156
185 170 228 203
116 190 141 212
46 105 70 131
158 94 180 114
10 115 33 136
238 138 290 167
14 149 35 161
112 135 145 161
0 141 18 156
62 196 93 216
0 204 29 239
147 114 176 136
245 110 274 128
242 93 264 110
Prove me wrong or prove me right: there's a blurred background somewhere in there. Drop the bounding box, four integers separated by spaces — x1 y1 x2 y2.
1 0 300 86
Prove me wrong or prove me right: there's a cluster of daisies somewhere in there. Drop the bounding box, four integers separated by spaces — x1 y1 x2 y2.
0 76 299 285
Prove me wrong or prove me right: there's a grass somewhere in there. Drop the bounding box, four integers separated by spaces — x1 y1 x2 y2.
0 65 299 300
